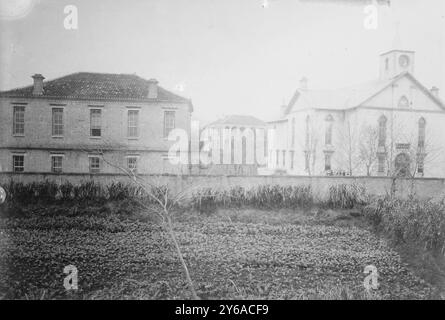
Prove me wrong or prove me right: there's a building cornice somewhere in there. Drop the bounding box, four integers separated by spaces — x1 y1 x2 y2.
0 146 170 153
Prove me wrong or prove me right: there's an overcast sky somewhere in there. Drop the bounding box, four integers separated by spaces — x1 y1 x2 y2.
1 0 444 123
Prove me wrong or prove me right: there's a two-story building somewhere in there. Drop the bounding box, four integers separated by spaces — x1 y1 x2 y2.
0 72 193 175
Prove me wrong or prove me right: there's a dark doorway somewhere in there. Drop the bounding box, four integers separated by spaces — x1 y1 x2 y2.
394 153 410 177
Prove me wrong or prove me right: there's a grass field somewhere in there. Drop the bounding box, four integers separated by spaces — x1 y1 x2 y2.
0 207 436 300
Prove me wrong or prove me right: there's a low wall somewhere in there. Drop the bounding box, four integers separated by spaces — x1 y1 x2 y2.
1 172 445 200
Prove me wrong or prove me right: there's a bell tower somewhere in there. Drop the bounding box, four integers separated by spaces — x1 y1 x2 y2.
379 22 415 80
379 49 415 80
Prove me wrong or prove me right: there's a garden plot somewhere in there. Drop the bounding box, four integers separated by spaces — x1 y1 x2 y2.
0 211 434 299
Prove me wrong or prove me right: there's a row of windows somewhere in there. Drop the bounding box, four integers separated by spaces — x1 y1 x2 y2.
378 115 426 148
302 115 334 149
301 114 426 151
274 149 331 172
12 106 176 139
376 153 425 175
11 155 139 174
273 149 424 175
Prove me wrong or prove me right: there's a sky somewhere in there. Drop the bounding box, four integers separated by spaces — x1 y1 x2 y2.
0 0 444 123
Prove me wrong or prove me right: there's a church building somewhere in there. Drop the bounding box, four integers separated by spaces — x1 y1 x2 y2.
268 49 445 178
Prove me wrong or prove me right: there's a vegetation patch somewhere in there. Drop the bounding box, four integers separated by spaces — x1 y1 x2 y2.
0 208 435 299
1 181 444 299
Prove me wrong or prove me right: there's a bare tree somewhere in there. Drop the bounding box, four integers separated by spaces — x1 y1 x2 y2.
336 119 362 176
381 118 444 196
301 117 319 176
80 140 200 299
357 125 379 176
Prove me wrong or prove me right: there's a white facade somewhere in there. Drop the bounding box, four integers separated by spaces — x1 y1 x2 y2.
269 50 445 178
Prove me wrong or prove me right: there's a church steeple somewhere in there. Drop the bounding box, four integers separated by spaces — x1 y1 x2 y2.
391 21 403 50
379 22 415 80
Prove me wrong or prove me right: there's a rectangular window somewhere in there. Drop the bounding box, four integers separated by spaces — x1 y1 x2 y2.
127 157 138 173
290 151 295 170
325 118 333 146
325 129 332 145
378 155 385 173
417 162 424 175
417 155 425 175
51 156 63 173
90 109 102 137
13 155 24 172
276 150 279 166
324 153 332 171
89 157 100 173
127 110 139 138
264 131 268 158
282 150 286 167
164 111 175 138
13 106 25 135
52 108 64 136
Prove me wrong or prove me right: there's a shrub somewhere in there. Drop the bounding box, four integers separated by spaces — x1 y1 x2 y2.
73 181 106 202
364 196 445 255
33 180 59 203
4 181 29 204
325 184 368 209
191 184 314 213
107 182 132 201
60 181 74 201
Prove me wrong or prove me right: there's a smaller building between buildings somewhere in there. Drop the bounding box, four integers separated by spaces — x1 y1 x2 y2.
198 115 268 175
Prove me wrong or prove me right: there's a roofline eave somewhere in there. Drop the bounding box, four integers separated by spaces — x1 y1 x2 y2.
0 94 191 106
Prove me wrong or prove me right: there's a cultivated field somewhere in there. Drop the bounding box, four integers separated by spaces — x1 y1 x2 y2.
0 207 435 299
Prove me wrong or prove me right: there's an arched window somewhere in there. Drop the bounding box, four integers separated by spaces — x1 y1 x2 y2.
378 115 387 147
325 114 333 146
398 96 409 108
305 115 310 149
418 117 426 149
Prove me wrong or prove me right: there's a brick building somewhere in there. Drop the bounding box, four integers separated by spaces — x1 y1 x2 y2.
0 72 193 175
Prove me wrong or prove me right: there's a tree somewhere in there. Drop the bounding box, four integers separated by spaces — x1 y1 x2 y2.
301 115 319 176
357 125 379 176
80 139 200 299
336 119 362 176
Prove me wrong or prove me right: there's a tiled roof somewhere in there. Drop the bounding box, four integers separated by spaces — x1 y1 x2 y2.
0 72 192 105
207 115 267 127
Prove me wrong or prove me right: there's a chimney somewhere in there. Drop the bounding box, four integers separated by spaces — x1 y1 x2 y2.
431 86 439 98
280 104 287 117
148 78 158 99
32 74 45 95
299 76 308 91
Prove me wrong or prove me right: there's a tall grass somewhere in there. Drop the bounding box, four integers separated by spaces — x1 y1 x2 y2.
364 196 445 255
191 185 314 213
191 184 369 213
3 180 149 205
325 184 369 209
3 181 370 212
